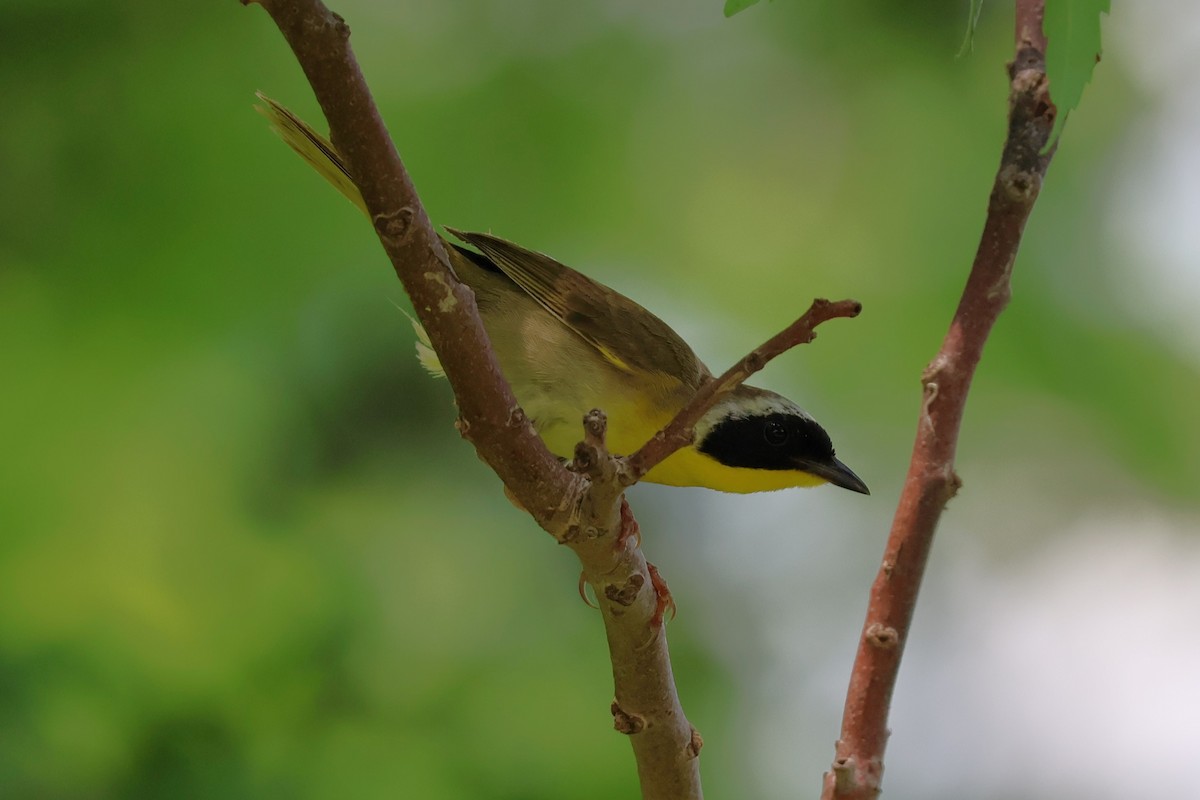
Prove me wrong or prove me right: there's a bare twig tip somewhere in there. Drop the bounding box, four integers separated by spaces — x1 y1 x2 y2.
583 408 608 442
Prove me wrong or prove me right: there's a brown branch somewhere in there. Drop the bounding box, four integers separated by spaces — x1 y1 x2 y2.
625 298 863 482
243 1 706 796
243 0 570 525
821 3 1056 799
569 412 703 799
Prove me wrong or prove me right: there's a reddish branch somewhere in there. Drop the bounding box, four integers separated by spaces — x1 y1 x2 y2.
821 3 1056 798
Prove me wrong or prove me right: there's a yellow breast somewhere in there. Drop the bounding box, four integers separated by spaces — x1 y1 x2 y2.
536 392 828 494
643 446 828 493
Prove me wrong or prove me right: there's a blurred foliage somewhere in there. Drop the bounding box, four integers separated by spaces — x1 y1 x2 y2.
1 1 1195 799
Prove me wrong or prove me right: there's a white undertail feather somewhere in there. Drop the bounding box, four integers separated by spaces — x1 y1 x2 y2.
257 92 443 377
403 311 445 378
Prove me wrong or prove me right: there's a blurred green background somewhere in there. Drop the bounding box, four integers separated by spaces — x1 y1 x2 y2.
3 2 1198 799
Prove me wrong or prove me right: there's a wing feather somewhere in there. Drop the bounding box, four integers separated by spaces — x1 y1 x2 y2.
445 228 708 390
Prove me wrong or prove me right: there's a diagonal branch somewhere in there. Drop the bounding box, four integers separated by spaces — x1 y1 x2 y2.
821 3 1056 798
243 2 701 796
243 0 571 526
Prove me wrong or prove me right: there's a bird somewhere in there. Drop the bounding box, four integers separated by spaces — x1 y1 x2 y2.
256 94 868 495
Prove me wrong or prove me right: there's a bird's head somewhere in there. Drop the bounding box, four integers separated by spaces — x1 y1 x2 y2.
691 386 869 494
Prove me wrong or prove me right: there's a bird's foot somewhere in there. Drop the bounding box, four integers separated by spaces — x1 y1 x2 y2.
647 562 676 628
578 572 598 609
615 498 642 551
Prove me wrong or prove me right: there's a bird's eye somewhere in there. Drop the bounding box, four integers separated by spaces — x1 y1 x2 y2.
763 419 789 446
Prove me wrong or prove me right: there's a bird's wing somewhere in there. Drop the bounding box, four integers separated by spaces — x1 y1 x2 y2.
446 228 708 389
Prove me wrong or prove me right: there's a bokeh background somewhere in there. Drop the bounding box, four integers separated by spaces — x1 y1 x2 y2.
3 1 1198 798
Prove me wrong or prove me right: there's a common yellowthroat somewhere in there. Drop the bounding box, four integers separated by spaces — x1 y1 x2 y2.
257 95 868 495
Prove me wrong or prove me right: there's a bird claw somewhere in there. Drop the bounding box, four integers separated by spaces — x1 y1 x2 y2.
578 572 599 609
615 498 642 550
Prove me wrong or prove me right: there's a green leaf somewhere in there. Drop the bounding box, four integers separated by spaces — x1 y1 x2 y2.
724 0 762 18
1043 0 1110 149
957 0 986 58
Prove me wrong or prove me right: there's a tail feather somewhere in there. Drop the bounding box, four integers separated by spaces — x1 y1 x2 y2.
402 310 446 378
255 92 369 216
258 93 444 376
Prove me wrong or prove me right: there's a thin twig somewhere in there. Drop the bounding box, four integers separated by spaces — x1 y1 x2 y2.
821 3 1056 798
626 298 862 482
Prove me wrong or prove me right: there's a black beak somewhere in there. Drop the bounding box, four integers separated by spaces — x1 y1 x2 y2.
799 456 870 495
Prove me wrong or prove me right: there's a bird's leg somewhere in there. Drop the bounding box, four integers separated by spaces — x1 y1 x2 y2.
615 497 642 550
646 563 676 628
613 498 671 627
